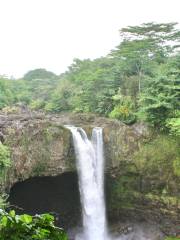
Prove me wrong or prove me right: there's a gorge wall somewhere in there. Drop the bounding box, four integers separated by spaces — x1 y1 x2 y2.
0 112 149 191
0 112 179 236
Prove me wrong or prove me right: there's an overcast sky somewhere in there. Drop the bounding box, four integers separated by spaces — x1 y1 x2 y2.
0 0 180 78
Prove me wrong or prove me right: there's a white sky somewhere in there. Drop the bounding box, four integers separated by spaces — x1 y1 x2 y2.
0 0 180 78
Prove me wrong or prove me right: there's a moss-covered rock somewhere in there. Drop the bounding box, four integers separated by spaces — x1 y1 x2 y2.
106 134 180 236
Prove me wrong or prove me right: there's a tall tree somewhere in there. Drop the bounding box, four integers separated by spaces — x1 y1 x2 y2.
138 54 180 129
111 22 180 93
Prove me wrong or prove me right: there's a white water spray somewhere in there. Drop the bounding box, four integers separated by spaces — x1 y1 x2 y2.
66 126 108 240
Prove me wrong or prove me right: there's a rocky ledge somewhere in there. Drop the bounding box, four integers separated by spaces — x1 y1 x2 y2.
0 112 149 190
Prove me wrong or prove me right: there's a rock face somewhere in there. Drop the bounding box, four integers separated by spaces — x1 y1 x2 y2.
0 112 149 191
1 112 179 236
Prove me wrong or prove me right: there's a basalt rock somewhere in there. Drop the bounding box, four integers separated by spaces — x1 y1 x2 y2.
0 112 149 191
0 112 179 236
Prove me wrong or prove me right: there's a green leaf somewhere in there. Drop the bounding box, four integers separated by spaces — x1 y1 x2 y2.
1 216 8 227
9 210 15 218
20 214 33 224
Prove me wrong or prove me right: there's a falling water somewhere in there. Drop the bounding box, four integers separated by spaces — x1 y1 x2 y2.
66 126 108 240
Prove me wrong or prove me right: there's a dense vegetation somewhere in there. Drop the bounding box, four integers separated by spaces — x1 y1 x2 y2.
0 210 67 240
0 22 179 134
0 22 179 239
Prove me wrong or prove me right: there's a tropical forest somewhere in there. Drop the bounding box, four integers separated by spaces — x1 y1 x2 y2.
0 21 179 240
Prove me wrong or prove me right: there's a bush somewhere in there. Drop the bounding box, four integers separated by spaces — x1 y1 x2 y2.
0 210 68 240
109 93 136 124
109 104 136 124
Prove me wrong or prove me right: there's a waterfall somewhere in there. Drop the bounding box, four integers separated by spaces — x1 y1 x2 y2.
66 126 108 240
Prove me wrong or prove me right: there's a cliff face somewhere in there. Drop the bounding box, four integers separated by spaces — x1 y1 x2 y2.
0 112 149 190
0 112 179 235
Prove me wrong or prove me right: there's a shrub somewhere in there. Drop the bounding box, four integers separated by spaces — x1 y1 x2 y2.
0 210 68 240
109 94 136 124
109 104 136 124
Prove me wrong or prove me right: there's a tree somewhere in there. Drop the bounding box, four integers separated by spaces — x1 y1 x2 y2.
138 56 180 129
120 22 180 57
60 57 118 115
44 79 74 112
23 68 58 80
111 22 180 94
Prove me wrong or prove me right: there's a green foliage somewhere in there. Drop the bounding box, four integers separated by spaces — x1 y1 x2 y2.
166 110 180 136
120 22 180 57
109 104 136 124
109 91 136 124
0 210 68 240
30 99 45 110
66 58 118 115
23 69 58 81
138 64 180 129
133 135 180 193
44 80 73 112
0 22 179 133
43 57 118 115
0 79 16 109
0 74 60 110
110 22 180 128
0 143 11 179
109 173 140 210
173 157 180 177
0 194 9 210
166 117 180 136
